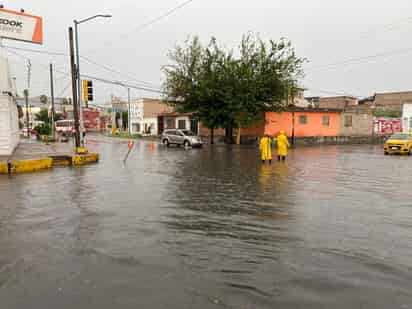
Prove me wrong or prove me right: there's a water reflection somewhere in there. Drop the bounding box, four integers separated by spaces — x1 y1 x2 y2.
162 146 296 247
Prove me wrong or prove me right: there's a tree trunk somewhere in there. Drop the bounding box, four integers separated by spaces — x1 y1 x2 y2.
236 123 241 145
210 127 214 145
225 123 234 144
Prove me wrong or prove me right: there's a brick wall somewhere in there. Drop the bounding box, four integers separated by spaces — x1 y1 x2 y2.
374 92 412 112
319 96 358 110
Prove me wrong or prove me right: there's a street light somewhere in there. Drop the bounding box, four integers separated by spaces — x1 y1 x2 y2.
74 14 112 146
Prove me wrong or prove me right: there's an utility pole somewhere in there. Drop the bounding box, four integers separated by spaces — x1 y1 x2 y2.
24 89 29 138
73 15 111 145
74 21 84 146
25 59 31 138
291 110 295 146
50 63 56 141
69 27 81 148
128 88 131 136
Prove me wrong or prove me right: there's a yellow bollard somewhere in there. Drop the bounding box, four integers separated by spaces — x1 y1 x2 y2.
76 147 88 154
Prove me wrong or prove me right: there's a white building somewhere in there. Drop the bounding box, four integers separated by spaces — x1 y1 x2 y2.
0 57 19 156
130 98 173 135
402 103 412 132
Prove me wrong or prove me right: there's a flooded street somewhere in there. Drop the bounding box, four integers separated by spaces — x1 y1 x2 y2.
1 135 412 308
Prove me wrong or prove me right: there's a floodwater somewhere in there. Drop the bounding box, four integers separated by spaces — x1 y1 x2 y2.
1 136 412 308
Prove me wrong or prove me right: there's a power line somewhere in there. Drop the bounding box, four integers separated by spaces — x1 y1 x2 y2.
306 87 361 98
57 79 72 97
86 0 196 54
126 0 195 34
4 45 161 88
4 45 67 56
5 47 70 77
81 74 164 94
80 55 161 88
358 16 412 39
306 47 412 72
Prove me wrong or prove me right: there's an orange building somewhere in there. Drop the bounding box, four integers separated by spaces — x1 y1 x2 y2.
265 109 340 137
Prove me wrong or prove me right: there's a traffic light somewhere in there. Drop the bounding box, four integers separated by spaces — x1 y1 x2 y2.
82 80 93 102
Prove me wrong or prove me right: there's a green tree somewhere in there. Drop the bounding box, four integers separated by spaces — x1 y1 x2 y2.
163 34 305 143
35 108 50 123
163 37 228 144
40 94 48 104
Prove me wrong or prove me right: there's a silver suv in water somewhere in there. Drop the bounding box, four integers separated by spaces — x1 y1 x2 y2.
161 129 203 148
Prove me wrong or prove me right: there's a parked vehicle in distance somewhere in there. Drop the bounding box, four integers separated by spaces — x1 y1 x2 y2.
384 132 412 155
55 119 74 135
161 129 203 148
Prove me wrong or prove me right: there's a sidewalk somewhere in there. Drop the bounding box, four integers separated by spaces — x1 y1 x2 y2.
0 140 99 174
0 141 74 162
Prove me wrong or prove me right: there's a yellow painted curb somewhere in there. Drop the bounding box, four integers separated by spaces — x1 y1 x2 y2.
1 153 100 175
0 161 8 174
0 158 53 174
72 153 99 166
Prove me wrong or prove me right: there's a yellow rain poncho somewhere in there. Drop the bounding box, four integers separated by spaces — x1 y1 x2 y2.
259 136 272 161
277 131 290 157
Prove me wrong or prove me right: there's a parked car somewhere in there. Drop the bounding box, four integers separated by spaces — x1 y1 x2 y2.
161 129 203 148
384 132 412 155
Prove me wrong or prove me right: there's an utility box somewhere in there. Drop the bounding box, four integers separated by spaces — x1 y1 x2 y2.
0 57 20 156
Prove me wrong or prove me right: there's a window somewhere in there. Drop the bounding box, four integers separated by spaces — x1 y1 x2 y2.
178 119 186 130
165 118 175 129
344 115 353 127
181 130 195 136
322 115 330 126
299 115 308 125
190 119 199 134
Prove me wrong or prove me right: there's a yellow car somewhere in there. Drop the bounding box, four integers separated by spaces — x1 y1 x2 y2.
384 132 412 155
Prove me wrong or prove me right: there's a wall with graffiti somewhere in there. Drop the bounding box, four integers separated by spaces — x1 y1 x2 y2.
373 118 402 135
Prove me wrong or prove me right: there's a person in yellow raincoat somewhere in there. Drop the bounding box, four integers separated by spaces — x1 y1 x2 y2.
276 130 290 161
259 134 272 164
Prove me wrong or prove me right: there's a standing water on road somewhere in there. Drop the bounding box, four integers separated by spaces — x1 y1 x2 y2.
1 136 412 308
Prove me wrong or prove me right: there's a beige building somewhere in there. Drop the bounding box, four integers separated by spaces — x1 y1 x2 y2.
130 98 173 135
340 105 374 136
319 96 358 110
372 91 412 112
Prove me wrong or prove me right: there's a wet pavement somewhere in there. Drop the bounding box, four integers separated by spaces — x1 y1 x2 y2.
1 135 412 308
0 140 75 162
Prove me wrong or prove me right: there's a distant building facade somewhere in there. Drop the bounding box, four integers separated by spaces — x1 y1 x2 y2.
318 96 358 110
340 105 374 136
130 98 173 135
265 108 341 137
373 91 412 113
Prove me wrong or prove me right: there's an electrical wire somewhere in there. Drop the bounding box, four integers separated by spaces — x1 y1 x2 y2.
3 45 67 56
4 45 161 88
81 74 164 94
305 87 361 98
125 0 195 35
86 0 196 54
306 47 412 72
57 79 72 97
358 16 412 39
80 55 161 88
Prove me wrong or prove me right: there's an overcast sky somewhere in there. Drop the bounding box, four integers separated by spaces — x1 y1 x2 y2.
4 0 412 104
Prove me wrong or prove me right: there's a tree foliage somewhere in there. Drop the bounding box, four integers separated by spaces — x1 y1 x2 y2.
35 109 63 124
34 109 64 136
163 34 305 142
40 94 48 104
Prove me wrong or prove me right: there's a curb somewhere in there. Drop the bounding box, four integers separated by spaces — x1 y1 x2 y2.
0 153 99 175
